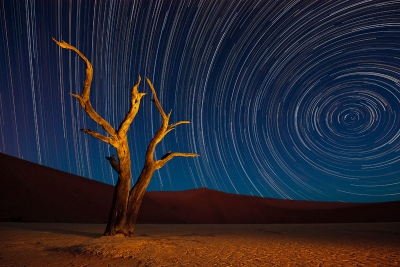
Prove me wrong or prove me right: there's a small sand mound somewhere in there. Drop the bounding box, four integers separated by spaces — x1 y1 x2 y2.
53 236 147 258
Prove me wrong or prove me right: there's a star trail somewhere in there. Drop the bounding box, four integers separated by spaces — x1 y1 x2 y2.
1 0 400 203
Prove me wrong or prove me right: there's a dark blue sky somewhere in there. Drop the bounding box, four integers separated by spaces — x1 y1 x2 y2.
1 0 400 203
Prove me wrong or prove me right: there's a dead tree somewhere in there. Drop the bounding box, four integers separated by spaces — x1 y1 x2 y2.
53 38 198 237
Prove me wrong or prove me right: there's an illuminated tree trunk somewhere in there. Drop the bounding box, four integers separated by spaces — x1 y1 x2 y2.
126 166 155 234
104 139 132 236
53 38 198 237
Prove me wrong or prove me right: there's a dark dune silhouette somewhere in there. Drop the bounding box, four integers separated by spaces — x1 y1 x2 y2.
0 153 399 223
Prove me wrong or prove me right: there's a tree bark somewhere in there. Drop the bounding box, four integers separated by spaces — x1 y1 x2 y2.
104 139 132 236
53 38 198 237
126 165 155 235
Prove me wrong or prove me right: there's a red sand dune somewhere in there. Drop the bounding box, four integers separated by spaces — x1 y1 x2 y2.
0 152 399 224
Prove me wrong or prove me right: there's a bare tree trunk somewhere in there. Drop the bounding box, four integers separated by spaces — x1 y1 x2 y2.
126 165 155 234
53 38 198 237
104 139 132 236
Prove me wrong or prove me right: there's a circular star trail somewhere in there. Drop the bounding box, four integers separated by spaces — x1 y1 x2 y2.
1 0 400 202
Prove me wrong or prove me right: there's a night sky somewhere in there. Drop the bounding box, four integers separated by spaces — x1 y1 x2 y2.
1 0 400 203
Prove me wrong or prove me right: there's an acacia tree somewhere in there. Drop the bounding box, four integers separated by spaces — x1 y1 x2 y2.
53 38 198 237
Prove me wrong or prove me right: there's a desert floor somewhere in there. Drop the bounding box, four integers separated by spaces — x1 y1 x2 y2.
0 222 399 266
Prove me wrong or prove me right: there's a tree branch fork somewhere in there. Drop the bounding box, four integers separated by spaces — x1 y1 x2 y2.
52 37 199 171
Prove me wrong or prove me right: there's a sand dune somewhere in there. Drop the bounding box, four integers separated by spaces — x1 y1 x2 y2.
1 152 399 224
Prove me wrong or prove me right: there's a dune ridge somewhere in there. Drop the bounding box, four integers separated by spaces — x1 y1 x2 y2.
0 152 399 223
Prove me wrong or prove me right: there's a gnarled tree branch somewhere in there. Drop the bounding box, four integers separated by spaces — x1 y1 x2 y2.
106 155 120 173
145 77 168 120
81 129 112 144
155 152 199 170
118 76 146 137
142 78 199 166
53 38 118 141
168 120 190 129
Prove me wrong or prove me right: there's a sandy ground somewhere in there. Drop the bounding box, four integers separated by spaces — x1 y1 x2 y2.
0 222 399 266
